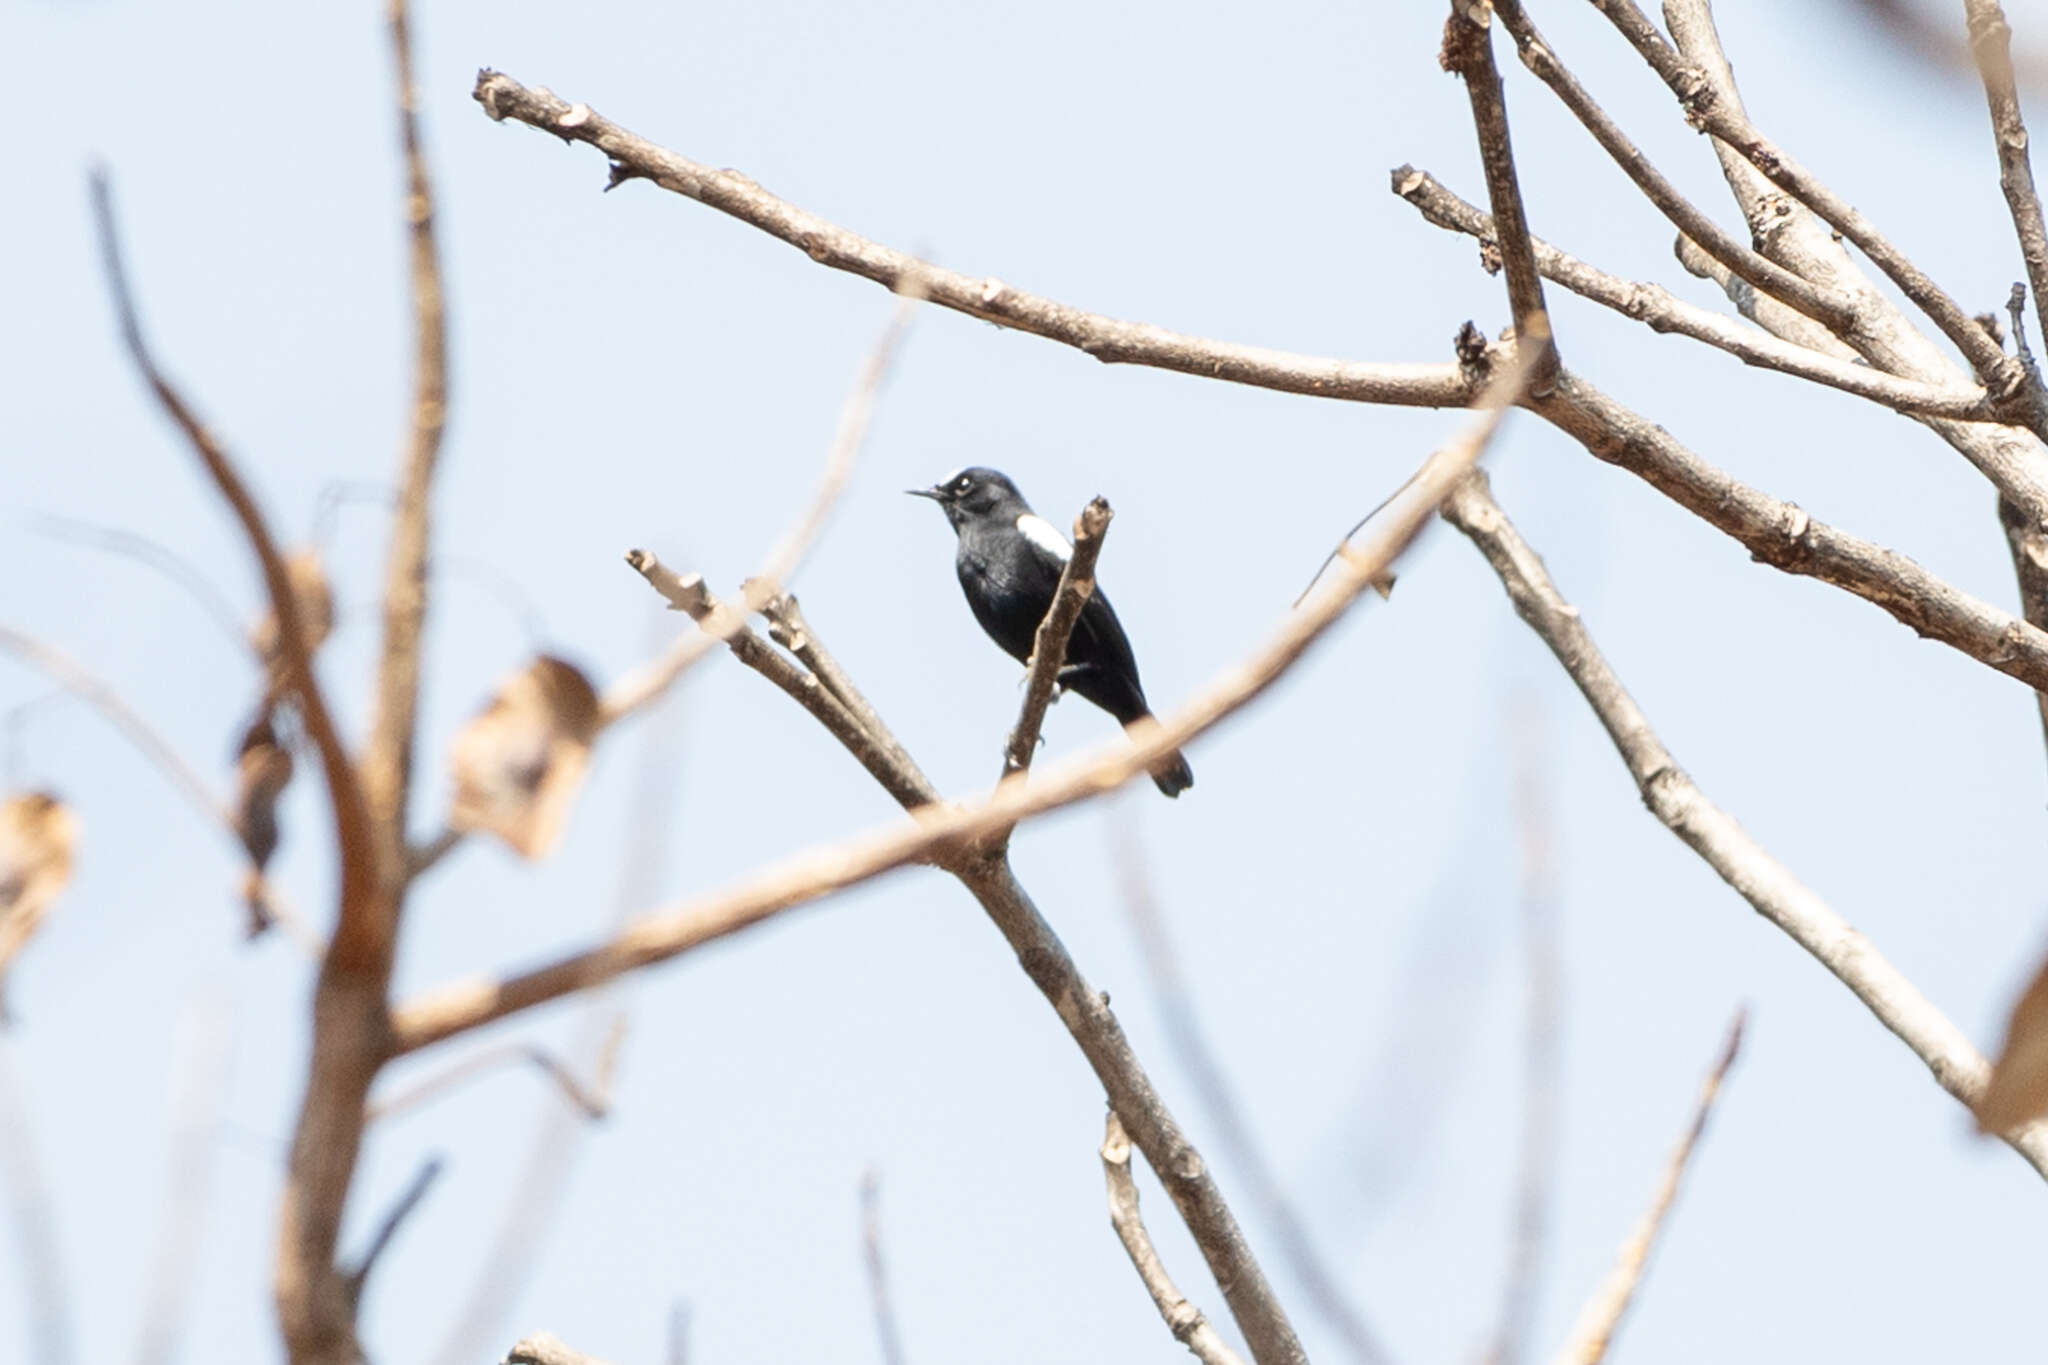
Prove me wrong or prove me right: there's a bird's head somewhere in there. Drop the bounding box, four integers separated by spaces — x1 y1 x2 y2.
907 466 1027 530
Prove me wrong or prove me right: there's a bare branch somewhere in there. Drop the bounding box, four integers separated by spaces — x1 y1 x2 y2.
1111 824 1392 1365
392 336 1544 1056
1441 470 2048 1177
367 1025 625 1122
1589 0 2032 402
471 70 1470 411
345 1155 445 1303
21 514 248 652
87 173 374 955
1441 0 1559 388
626 556 938 811
1969 0 2048 353
1101 1112 1250 1365
359 0 452 899
1003 498 1113 785
757 591 929 784
859 1170 907 1365
1548 1012 1746 1365
1487 0 1856 337
1393 168 2000 419
1532 370 2048 705
0 625 314 950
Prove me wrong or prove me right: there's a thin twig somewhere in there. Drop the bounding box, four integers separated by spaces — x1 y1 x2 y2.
1111 824 1392 1365
392 336 1544 1056
1100 1112 1249 1365
471 71 1471 411
859 1170 907 1365
1440 470 2048 1177
1003 498 1112 784
1392 168 2000 419
1442 0 1559 389
366 1027 625 1123
21 514 249 651
0 625 315 951
1489 0 1855 336
87 175 370 951
507 1334 617 1365
1547 1011 1746 1365
345 1155 445 1302
1972 0 2048 357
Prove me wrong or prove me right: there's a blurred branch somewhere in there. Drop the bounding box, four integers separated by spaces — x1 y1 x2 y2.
507 1334 617 1365
1002 498 1112 787
1111 825 1391 1365
0 625 313 950
1393 169 1999 419
21 514 249 651
1101 1112 1249 1365
859 1170 907 1365
1549 1012 1746 1365
471 70 1472 411
1441 0 1558 390
344 1155 445 1304
367 1023 625 1122
1485 705 1561 1365
134 1000 233 1365
1441 470 2048 1177
0 1042 73 1365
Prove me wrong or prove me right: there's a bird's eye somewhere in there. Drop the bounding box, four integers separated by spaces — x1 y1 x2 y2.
955 477 971 491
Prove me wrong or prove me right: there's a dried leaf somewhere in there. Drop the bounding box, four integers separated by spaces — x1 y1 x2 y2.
448 656 601 859
231 708 294 937
1978 949 2048 1132
252 550 335 695
0 791 80 1000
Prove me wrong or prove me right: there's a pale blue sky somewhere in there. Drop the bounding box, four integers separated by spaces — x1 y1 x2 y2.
4 0 2047 1361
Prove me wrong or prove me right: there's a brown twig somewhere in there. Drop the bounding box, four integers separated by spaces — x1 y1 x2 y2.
1392 168 2000 419
1111 824 1392 1365
1548 1011 1746 1365
1440 471 2048 1177
758 592 929 785
1971 0 2048 356
1002 498 1113 784
859 1170 907 1365
471 71 1471 411
1442 0 1559 389
366 1027 624 1123
1100 1112 1249 1365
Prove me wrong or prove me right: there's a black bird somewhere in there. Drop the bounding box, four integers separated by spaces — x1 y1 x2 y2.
910 467 1194 797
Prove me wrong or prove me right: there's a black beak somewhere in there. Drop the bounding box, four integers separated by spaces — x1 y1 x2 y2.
905 487 944 501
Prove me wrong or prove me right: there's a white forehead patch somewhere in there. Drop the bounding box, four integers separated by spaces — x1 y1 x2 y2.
1016 513 1073 562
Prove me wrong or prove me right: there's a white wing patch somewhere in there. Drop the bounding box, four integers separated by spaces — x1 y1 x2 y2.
1016 513 1073 562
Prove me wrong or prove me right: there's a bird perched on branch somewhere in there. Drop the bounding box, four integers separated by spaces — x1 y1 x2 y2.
910 466 1193 797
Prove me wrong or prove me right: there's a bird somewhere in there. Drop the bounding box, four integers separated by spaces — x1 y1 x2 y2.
910 466 1193 797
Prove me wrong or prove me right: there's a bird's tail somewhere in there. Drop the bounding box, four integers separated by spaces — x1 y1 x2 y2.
1148 747 1195 799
